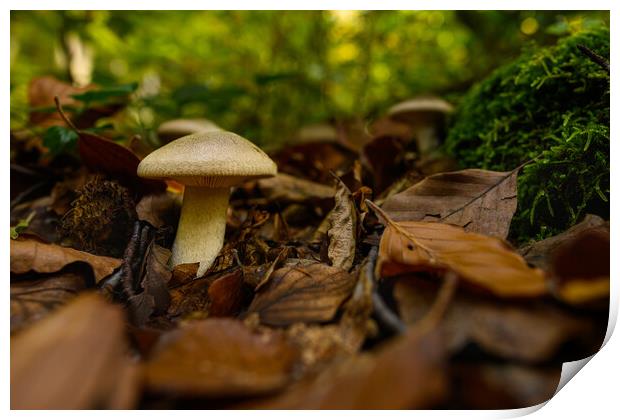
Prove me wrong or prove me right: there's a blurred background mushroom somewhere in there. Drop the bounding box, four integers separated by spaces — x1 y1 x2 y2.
387 96 453 156
157 118 222 144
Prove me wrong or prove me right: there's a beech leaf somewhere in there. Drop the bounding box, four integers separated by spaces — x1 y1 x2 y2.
381 168 518 238
10 238 121 283
326 178 357 270
245 328 446 409
145 318 298 397
368 201 546 298
394 280 593 363
248 262 356 326
11 268 87 333
254 172 335 203
11 293 137 409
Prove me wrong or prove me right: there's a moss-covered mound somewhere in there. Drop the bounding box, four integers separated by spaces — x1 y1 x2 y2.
445 25 610 243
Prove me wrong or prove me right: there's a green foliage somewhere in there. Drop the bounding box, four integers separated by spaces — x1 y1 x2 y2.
70 82 138 105
43 125 79 156
11 11 608 146
445 25 609 242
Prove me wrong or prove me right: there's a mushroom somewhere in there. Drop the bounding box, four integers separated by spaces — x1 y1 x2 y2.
387 96 453 155
295 123 338 144
137 131 277 276
157 118 221 143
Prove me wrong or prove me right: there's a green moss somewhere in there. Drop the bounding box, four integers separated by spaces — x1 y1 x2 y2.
445 25 609 243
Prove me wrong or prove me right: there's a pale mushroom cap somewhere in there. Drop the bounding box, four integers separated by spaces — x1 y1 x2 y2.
157 118 221 137
137 131 277 187
388 97 454 124
296 123 338 144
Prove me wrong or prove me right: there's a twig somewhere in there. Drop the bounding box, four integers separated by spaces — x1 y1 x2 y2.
366 246 408 335
98 269 123 299
373 292 407 335
10 181 50 209
410 271 459 336
577 44 610 74
53 96 79 131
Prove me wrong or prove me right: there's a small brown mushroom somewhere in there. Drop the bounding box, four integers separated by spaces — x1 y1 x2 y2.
387 96 453 155
137 131 277 276
157 118 221 143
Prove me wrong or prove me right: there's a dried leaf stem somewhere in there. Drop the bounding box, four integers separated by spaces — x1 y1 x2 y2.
365 199 436 261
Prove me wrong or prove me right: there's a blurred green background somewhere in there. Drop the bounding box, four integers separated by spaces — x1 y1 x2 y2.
10 10 609 148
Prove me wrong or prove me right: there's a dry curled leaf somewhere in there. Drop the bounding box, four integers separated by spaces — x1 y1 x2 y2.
248 263 356 326
10 268 87 333
253 172 335 203
369 201 546 298
285 259 375 373
326 178 357 270
381 168 518 239
136 192 181 228
168 278 210 318
77 130 166 197
11 293 137 409
10 238 121 283
128 243 172 325
145 318 298 397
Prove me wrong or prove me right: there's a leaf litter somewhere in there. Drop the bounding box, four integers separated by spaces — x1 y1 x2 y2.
9 78 609 410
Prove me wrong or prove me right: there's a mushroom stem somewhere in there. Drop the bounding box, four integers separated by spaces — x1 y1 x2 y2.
171 186 229 276
413 125 440 155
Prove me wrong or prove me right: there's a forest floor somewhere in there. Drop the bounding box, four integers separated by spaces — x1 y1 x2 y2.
10 76 609 409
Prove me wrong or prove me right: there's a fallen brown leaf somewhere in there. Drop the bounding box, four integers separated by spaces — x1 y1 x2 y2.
326 178 357 270
520 214 608 272
77 130 166 196
136 192 182 228
168 276 210 318
11 293 137 409
248 262 356 326
253 172 335 203
10 267 87 333
451 363 561 409
283 257 376 374
245 328 447 409
28 76 116 129
394 279 595 363
381 168 518 239
144 318 298 397
128 243 172 325
10 238 121 283
53 98 166 197
272 141 357 184
361 135 411 193
549 224 610 307
208 269 247 317
369 201 546 298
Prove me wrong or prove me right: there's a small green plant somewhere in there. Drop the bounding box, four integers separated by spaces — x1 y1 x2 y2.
445 24 609 243
10 211 36 239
